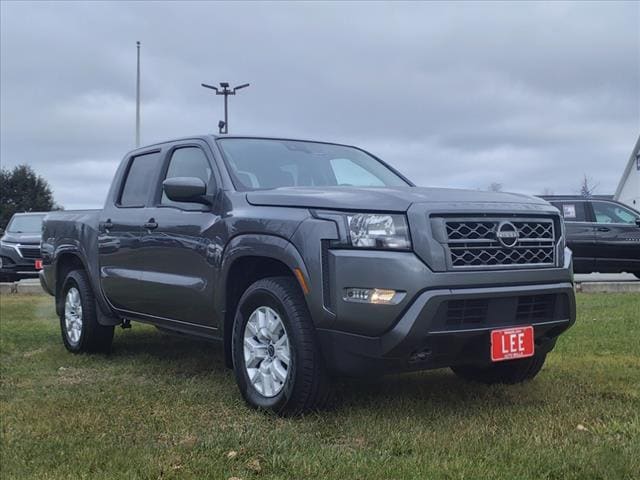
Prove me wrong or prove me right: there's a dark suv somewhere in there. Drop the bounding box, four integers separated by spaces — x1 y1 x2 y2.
0 212 46 282
541 196 640 278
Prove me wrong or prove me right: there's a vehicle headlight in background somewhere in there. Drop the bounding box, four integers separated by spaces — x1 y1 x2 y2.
346 213 411 250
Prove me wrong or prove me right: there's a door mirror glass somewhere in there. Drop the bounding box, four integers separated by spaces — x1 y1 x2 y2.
163 177 208 204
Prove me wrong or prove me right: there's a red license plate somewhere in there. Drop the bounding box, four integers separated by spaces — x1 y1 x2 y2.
34 259 43 270
491 326 534 362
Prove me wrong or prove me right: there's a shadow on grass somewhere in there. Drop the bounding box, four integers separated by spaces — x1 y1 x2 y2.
106 326 545 413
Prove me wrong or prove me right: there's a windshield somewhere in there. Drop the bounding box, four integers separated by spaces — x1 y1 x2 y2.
217 138 410 190
6 214 45 233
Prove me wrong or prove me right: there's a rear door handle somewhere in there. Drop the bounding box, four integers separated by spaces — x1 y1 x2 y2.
596 227 610 232
143 219 158 230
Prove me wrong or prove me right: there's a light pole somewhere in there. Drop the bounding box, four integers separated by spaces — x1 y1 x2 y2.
135 41 141 147
201 82 250 134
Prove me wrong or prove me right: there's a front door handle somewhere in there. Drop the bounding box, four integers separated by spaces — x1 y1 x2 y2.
143 219 158 230
596 227 610 232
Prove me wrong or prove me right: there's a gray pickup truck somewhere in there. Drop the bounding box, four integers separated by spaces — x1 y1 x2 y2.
41 135 576 415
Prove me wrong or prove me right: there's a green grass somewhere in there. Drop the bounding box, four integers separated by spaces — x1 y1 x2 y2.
1 293 639 480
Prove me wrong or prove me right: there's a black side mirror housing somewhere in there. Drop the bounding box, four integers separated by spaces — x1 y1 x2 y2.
163 177 211 205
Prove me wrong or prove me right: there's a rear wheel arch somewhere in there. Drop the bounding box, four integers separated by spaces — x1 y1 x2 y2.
54 251 119 325
54 252 86 317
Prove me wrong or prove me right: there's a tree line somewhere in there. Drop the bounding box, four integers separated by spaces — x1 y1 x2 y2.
0 165 61 230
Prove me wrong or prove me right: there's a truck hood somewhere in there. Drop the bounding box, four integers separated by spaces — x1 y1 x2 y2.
246 186 548 212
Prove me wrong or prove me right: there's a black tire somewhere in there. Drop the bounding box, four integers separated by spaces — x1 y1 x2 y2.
60 269 114 354
451 353 547 385
231 276 331 416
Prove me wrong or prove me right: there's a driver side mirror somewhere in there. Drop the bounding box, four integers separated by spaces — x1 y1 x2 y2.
163 177 211 205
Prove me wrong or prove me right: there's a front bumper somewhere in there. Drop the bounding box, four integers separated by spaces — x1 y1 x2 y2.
318 282 575 376
0 244 40 279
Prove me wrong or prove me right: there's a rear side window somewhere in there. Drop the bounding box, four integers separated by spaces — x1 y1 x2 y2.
592 201 639 224
553 202 587 222
161 147 212 207
119 152 161 207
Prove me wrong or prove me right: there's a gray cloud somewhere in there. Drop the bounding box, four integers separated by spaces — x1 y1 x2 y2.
1 1 638 208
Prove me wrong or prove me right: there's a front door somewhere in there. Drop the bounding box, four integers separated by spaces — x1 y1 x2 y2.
590 200 640 274
135 144 222 327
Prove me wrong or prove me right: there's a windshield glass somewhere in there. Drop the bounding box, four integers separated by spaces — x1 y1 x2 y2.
217 138 410 190
6 214 45 233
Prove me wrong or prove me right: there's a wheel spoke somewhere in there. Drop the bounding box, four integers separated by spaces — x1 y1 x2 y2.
246 317 259 337
262 370 274 397
272 359 288 383
266 315 281 341
244 337 267 368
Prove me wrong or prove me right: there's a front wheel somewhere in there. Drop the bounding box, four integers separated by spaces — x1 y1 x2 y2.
451 353 547 385
231 276 331 415
60 269 114 353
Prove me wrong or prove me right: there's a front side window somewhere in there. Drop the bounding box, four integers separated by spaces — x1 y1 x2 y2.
6 214 45 233
161 147 212 207
217 138 409 190
120 152 161 207
592 201 639 225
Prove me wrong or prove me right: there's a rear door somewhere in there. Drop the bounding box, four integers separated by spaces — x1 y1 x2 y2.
590 200 640 273
98 150 163 312
550 200 595 273
135 142 223 327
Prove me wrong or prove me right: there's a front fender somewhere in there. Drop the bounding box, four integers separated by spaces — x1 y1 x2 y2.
218 234 311 313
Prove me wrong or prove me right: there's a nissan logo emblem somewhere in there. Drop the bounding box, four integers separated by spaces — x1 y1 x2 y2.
496 221 519 247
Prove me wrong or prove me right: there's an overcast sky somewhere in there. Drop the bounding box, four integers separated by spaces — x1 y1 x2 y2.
1 1 639 209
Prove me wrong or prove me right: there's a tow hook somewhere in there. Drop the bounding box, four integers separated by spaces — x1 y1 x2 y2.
121 318 131 329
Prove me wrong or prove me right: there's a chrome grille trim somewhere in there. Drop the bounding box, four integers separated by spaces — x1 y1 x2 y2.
17 245 41 259
439 217 556 270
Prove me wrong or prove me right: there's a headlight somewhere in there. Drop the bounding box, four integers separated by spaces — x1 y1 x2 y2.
346 213 411 250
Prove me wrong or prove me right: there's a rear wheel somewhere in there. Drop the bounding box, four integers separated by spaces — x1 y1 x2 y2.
60 269 114 353
231 276 331 415
451 353 547 385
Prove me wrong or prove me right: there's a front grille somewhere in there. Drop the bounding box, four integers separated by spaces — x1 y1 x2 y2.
18 245 41 259
516 295 556 323
446 299 488 326
439 293 566 330
441 217 556 269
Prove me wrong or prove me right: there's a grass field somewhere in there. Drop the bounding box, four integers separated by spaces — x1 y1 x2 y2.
1 293 639 480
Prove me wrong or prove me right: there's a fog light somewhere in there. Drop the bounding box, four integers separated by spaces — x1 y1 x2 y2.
343 288 404 305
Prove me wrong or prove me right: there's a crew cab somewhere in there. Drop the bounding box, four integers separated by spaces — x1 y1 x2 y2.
541 195 640 278
41 135 576 415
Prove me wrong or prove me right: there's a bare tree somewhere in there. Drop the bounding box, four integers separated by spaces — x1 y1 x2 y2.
579 174 599 198
487 182 503 192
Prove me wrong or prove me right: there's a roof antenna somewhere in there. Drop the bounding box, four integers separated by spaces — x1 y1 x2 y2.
201 82 250 134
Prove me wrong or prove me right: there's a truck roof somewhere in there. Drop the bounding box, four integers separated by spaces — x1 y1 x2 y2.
126 134 359 156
